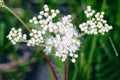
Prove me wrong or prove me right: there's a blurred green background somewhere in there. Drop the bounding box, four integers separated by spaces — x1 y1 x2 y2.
0 0 120 80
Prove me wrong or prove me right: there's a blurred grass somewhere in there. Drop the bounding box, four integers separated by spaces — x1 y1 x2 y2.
0 0 120 80
0 23 5 48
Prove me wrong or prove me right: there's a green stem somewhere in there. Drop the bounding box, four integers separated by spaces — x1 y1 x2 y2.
20 42 54 47
101 0 106 11
85 36 97 77
72 63 78 80
109 37 118 56
3 5 31 32
100 0 118 56
74 33 86 39
39 43 54 47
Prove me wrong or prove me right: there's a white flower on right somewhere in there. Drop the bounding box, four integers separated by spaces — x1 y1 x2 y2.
79 6 113 35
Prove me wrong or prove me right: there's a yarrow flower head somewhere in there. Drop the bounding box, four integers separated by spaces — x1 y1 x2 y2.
28 5 81 63
44 15 81 63
7 28 27 45
0 0 4 7
79 6 113 35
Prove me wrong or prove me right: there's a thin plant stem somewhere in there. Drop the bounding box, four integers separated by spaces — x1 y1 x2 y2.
40 47 58 80
3 5 31 32
39 43 54 47
101 0 106 11
74 33 86 39
85 36 97 75
64 59 68 80
109 37 118 56
3 4 58 80
100 0 118 56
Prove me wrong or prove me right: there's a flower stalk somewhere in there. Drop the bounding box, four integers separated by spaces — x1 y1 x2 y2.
3 5 31 32
74 33 86 39
40 46 58 80
109 37 118 56
64 59 68 80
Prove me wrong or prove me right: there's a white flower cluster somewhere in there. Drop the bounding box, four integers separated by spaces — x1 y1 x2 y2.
79 6 112 35
28 5 81 63
44 15 81 63
27 5 60 46
27 29 44 46
84 6 95 18
7 28 27 45
29 5 59 34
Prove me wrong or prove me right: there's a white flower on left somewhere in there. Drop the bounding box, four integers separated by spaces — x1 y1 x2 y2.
7 28 27 45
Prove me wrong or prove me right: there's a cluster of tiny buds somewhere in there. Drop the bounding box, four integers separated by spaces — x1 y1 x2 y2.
84 6 95 18
0 0 4 7
7 28 27 45
79 6 113 35
27 29 44 46
29 5 60 35
70 53 78 63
